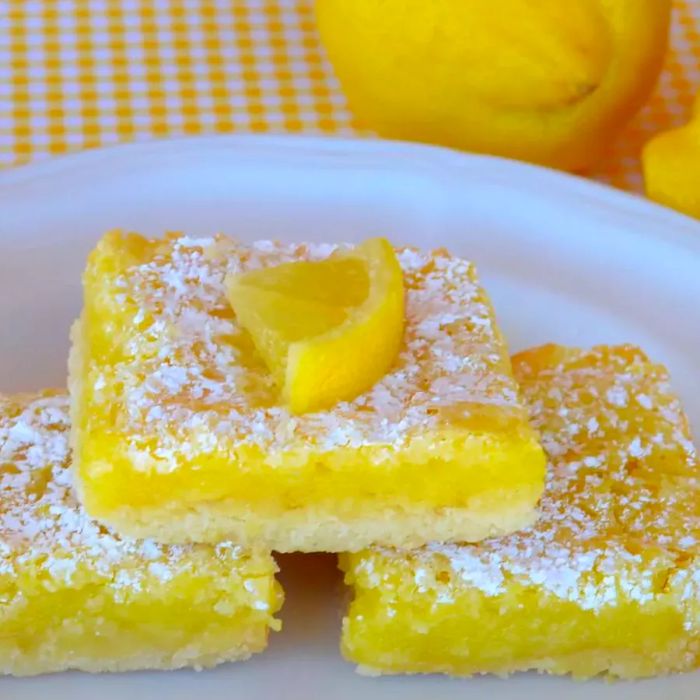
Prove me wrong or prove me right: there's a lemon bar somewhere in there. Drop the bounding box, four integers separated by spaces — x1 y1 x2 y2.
70 231 545 552
0 391 281 676
341 344 700 679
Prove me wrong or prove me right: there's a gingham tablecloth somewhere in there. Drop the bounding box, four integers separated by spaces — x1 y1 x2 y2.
1 0 699 193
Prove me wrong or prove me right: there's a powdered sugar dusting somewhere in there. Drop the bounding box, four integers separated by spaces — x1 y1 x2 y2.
0 392 253 588
88 235 524 468
357 345 700 611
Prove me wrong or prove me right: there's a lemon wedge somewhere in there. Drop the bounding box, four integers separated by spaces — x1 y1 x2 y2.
225 238 405 413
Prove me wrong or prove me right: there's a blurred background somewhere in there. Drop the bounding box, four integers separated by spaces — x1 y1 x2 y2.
0 1 697 197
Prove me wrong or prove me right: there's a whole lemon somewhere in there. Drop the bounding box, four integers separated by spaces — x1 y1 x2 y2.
315 0 671 171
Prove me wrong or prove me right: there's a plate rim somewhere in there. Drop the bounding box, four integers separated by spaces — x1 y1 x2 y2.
1 133 699 258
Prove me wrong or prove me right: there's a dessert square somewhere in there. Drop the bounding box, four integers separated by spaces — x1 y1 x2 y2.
0 391 281 676
340 344 700 679
70 231 545 552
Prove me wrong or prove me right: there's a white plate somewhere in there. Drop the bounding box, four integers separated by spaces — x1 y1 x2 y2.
0 135 699 700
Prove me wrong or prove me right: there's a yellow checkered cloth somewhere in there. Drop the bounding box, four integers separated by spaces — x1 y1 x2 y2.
1 1 699 193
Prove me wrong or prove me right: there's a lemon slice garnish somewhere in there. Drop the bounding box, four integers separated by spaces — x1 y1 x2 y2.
226 238 405 413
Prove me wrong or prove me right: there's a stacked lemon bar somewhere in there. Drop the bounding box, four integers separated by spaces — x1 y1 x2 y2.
0 391 281 675
5 228 698 681
69 231 546 551
342 344 700 678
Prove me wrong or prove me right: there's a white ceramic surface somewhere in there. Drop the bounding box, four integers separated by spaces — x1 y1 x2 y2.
0 135 699 699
